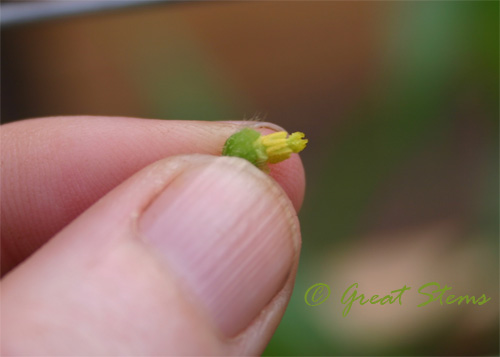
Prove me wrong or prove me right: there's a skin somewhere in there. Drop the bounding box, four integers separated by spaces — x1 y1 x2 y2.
0 117 306 355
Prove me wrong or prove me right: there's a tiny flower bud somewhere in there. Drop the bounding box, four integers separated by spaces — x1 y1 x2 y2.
222 127 307 171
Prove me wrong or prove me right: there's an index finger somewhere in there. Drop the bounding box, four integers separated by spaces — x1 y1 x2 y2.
0 117 306 275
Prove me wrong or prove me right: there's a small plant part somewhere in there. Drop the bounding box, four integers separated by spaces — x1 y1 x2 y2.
222 128 308 171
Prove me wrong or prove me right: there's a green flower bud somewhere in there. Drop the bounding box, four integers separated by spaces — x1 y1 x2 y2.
222 127 308 171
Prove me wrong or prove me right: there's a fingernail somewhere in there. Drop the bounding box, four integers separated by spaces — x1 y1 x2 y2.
139 157 299 336
224 121 287 133
247 121 287 132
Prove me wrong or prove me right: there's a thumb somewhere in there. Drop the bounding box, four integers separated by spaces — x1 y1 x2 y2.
1 155 301 356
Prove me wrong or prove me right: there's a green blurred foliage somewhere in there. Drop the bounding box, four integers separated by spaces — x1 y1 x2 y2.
265 2 498 356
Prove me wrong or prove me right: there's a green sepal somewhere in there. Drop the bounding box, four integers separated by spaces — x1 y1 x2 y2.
222 128 268 168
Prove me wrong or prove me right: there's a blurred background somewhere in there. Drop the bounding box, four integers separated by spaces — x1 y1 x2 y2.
2 1 498 355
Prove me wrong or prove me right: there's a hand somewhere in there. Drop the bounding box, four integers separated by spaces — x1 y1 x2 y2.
1 117 305 355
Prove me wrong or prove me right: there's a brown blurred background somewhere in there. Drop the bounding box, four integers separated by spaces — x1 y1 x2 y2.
2 1 498 355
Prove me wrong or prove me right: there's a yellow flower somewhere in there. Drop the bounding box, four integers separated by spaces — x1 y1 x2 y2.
257 131 308 164
222 128 308 171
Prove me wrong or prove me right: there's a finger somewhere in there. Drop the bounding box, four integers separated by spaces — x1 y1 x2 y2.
1 117 305 274
1 155 301 356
